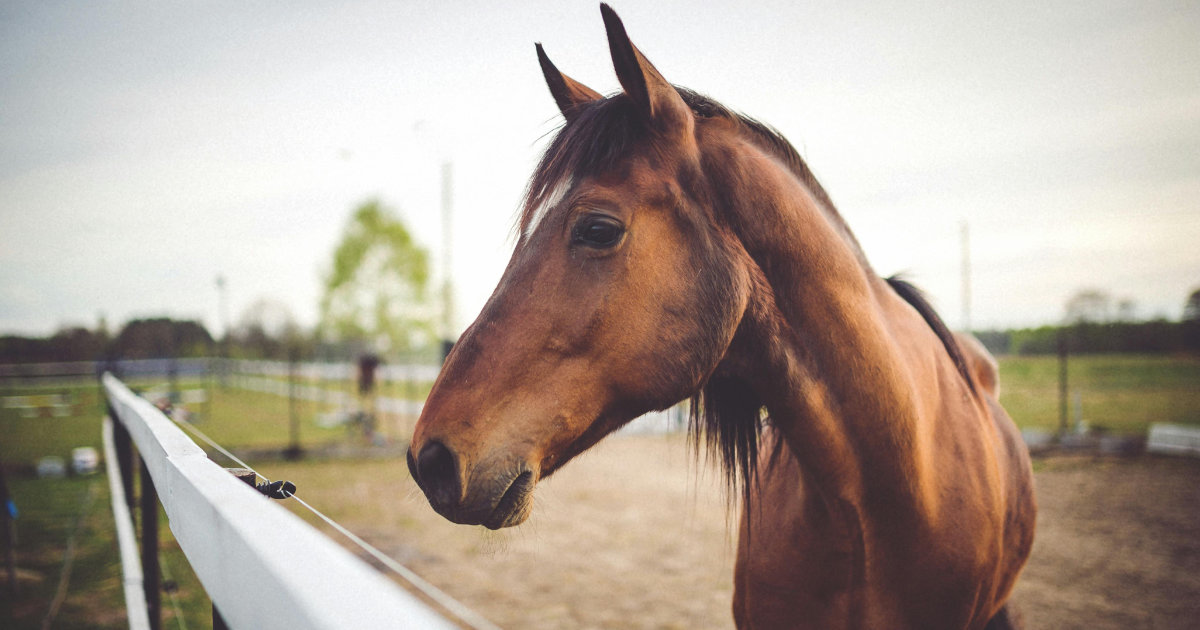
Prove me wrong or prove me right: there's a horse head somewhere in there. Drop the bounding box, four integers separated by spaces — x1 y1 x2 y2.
408 5 755 529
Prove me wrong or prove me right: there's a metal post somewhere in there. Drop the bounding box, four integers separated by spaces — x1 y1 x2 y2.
960 220 971 332
406 363 416 435
216 274 230 389
1057 329 1069 436
140 459 162 630
284 348 302 460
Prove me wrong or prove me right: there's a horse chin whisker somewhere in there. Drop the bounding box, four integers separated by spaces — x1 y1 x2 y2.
484 470 536 530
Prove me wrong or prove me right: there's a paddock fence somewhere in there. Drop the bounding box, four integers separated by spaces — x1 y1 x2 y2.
2 358 688 437
101 371 459 629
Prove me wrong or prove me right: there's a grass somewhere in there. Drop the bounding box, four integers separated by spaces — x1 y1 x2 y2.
0 374 428 629
997 354 1200 434
0 384 107 469
1 354 1197 627
0 460 211 629
0 377 428 467
0 474 246 628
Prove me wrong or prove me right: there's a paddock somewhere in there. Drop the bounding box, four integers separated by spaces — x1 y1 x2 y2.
271 434 1200 630
3 361 1199 628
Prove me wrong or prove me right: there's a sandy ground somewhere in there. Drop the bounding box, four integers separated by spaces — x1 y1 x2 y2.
1011 455 1200 629
288 434 1200 629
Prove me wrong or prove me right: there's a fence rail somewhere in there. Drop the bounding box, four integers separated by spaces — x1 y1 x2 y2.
0 358 442 383
102 372 455 629
101 417 151 630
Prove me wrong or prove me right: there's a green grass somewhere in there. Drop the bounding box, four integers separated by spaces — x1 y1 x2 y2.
2 355 1197 627
0 473 210 630
0 384 107 469
201 386 345 451
0 375 425 629
1 476 123 628
0 377 429 467
998 354 1200 434
247 374 435 403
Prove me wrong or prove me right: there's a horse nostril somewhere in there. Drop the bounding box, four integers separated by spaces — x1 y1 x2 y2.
416 440 461 510
406 447 419 481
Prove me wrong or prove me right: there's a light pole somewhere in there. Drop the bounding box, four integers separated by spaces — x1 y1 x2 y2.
440 161 455 362
215 274 229 386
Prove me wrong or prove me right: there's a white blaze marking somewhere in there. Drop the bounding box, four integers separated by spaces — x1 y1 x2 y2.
524 177 573 240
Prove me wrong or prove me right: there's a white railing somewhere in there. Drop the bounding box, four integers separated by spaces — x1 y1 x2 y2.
228 359 442 384
0 358 442 386
101 417 151 630
102 372 455 629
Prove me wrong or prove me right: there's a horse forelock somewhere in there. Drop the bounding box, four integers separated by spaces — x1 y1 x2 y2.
517 84 973 501
519 95 645 240
520 87 865 256
516 86 853 496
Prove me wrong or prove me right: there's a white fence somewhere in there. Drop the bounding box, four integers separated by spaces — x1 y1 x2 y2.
230 374 426 416
1147 423 1200 457
101 417 151 630
229 359 441 384
102 373 455 629
0 358 442 387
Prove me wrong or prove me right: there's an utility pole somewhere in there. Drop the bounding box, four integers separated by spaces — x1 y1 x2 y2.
1058 328 1069 435
215 274 229 387
440 162 455 362
960 220 972 332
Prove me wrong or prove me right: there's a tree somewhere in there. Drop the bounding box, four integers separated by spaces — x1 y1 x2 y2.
1064 288 1112 324
1114 298 1137 323
232 298 305 359
109 318 214 359
1184 287 1200 322
318 199 435 355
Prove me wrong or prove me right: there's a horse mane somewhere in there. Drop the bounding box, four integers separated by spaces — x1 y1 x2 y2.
885 276 978 394
523 87 977 501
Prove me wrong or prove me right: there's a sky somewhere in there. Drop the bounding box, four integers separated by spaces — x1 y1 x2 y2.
2 0 1198 340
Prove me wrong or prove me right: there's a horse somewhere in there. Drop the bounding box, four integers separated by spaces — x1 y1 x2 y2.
408 5 1036 628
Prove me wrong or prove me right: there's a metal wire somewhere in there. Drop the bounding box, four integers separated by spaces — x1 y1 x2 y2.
172 418 500 630
41 481 97 630
157 550 189 630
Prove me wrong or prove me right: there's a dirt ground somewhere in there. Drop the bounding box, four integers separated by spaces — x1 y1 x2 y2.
290 434 1200 629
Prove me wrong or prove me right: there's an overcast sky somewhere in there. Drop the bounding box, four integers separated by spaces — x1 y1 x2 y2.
2 1 1198 340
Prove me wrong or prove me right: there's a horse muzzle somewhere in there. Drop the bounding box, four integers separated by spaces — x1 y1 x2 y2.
407 441 537 530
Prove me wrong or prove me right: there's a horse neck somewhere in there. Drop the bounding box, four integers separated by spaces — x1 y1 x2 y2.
713 139 946 517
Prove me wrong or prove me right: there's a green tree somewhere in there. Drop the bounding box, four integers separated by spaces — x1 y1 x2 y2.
1064 288 1112 324
1185 287 1200 322
318 199 434 354
110 318 214 359
232 298 308 359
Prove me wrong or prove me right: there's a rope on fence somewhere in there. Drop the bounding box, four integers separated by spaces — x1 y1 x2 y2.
171 417 502 630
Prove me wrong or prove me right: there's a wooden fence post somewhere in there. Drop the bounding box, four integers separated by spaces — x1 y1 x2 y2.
140 459 161 630
110 403 136 514
1 462 16 597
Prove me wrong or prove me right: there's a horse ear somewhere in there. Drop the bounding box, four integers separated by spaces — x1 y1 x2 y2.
537 43 602 122
600 4 691 130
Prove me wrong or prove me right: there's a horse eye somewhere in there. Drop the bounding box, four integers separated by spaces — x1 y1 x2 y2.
572 215 625 248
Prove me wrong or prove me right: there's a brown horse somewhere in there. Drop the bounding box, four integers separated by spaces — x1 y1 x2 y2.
408 5 1035 628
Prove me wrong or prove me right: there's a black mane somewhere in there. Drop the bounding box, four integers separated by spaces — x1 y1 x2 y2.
522 87 977 499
